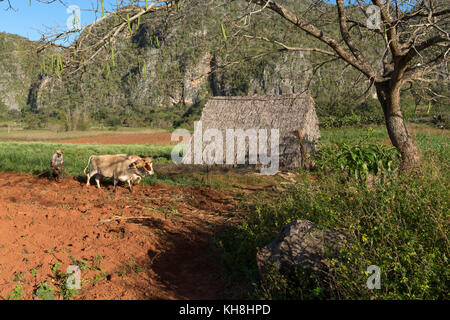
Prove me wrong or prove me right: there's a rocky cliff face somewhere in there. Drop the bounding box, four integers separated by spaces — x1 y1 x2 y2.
3 0 430 128
22 0 318 128
0 33 41 112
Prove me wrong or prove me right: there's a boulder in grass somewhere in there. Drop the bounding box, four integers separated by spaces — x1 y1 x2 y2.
256 220 347 278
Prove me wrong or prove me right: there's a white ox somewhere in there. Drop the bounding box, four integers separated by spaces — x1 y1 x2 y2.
84 154 154 192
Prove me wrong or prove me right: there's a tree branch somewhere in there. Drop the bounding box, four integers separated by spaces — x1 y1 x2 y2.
246 0 376 79
402 48 449 83
372 0 402 57
336 0 375 76
243 35 338 57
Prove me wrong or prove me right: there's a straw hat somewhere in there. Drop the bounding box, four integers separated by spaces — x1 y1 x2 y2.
56 149 63 155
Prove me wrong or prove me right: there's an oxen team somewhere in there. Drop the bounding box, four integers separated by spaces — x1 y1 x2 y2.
84 154 154 192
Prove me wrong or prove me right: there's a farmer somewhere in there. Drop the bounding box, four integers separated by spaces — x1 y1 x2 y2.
50 149 65 182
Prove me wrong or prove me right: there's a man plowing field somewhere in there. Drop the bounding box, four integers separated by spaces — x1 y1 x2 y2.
50 149 66 182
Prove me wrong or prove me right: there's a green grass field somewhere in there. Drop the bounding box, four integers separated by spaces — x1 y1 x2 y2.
0 124 447 183
320 124 449 168
0 142 173 176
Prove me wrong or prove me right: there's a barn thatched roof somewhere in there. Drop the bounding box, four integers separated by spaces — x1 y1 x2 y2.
182 93 320 169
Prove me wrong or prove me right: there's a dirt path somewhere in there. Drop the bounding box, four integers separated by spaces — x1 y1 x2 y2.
56 133 176 145
0 172 240 300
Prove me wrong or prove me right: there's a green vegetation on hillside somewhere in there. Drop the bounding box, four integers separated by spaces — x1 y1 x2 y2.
0 32 42 113
0 1 447 131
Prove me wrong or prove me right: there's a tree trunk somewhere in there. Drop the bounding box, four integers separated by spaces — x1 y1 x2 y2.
375 82 421 170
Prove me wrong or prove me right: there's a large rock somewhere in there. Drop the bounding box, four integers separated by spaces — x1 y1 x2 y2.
257 220 347 278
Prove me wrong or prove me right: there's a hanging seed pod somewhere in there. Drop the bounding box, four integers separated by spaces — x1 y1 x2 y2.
127 14 132 36
111 46 116 67
220 23 227 42
57 54 63 73
101 0 105 17
40 58 47 76
50 55 54 73
56 59 61 79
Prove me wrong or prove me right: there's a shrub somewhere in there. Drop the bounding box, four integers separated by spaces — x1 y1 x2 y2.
23 112 48 129
34 282 56 300
6 285 24 300
313 131 400 182
335 142 400 181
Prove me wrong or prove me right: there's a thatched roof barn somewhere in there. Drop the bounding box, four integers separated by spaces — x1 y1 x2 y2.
181 93 320 170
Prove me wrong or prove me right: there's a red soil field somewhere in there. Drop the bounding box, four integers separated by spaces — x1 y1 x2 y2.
57 133 177 145
0 172 239 300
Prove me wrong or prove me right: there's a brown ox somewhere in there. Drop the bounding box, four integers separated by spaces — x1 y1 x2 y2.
84 154 154 192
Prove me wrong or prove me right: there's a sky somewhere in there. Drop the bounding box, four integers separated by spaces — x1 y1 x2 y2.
0 0 415 43
0 1 152 43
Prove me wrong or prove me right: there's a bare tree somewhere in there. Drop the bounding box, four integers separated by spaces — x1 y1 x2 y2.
236 0 449 169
